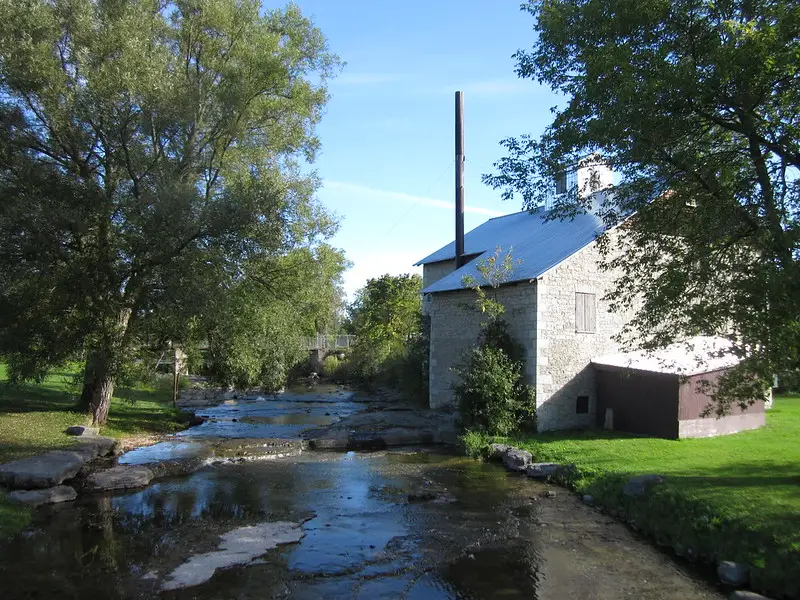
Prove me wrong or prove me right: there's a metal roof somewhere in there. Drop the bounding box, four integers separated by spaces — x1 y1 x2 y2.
592 337 739 376
417 195 609 294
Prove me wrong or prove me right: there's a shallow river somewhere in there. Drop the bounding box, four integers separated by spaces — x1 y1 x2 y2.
0 387 725 599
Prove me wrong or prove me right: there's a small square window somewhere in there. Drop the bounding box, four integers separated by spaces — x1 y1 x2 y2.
576 395 589 414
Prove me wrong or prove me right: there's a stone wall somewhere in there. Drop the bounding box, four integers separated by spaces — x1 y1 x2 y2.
422 260 456 316
534 234 631 431
422 259 456 290
428 282 537 409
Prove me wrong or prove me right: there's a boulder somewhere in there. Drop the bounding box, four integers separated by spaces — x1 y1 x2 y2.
488 443 511 459
188 414 207 427
0 450 86 489
500 447 532 472
729 592 773 600
525 462 561 479
71 436 118 461
65 425 99 437
622 474 665 497
7 485 77 507
718 561 750 587
85 465 154 491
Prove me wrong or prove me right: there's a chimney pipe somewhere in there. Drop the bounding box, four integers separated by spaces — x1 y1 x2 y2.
455 91 465 268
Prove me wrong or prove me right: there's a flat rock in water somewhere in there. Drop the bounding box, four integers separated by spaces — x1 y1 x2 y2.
160 521 305 591
0 451 87 489
525 462 562 479
85 465 154 491
307 432 349 450
729 592 774 600
212 438 304 460
148 456 208 480
7 485 77 507
622 474 664 497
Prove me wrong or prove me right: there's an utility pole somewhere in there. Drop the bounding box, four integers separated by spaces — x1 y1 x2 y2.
455 91 465 268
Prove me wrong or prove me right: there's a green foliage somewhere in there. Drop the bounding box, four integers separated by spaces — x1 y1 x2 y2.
460 429 492 459
346 274 428 399
0 489 30 543
0 363 184 464
461 246 520 320
507 395 800 599
0 0 343 420
321 354 340 377
454 249 535 435
203 245 349 391
453 345 536 436
0 362 184 540
485 0 800 412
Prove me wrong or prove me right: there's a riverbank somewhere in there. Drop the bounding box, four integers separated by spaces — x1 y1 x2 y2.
0 364 187 540
470 395 800 599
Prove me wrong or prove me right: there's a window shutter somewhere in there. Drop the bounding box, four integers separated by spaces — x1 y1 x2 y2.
575 292 596 333
575 293 585 331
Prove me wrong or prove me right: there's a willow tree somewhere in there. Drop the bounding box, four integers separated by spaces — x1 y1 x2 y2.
486 0 800 410
0 0 341 423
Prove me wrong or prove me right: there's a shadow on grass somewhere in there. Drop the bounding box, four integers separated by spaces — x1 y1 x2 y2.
0 382 77 415
104 405 183 435
0 440 77 461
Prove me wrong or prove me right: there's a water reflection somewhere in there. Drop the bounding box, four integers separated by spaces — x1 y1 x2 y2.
0 452 722 600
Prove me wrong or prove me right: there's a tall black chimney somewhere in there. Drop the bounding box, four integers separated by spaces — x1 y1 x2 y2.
455 91 465 268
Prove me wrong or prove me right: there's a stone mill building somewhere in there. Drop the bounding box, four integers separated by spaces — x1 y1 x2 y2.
415 160 767 438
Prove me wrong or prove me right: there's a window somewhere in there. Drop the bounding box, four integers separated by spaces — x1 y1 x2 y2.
555 171 567 195
576 396 589 414
575 292 596 333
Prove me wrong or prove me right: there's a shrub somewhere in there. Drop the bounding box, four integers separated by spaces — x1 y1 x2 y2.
452 344 536 436
461 429 491 459
321 354 340 378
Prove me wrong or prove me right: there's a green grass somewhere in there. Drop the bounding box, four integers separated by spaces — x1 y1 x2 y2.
0 363 187 540
500 396 800 598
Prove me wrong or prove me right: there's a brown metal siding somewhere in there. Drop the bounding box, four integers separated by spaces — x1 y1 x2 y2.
679 369 765 419
595 366 680 439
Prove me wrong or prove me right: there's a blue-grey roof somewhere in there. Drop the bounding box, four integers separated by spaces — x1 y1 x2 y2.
417 201 609 294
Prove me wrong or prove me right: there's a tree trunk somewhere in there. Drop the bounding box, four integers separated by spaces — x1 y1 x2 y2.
79 308 132 425
89 371 115 426
79 353 101 411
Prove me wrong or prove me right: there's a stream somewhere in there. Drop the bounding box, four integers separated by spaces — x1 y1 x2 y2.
0 385 725 599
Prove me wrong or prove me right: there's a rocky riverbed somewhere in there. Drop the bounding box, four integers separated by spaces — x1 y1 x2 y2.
0 384 732 599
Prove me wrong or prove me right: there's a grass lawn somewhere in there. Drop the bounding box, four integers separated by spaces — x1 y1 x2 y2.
0 363 187 540
503 395 800 598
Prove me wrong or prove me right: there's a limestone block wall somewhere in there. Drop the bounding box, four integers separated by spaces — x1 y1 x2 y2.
422 260 456 316
428 282 537 409
535 236 631 431
422 260 456 289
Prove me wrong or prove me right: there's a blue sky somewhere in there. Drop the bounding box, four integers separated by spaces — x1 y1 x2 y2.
277 1 562 297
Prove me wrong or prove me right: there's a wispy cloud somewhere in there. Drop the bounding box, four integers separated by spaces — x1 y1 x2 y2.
334 72 409 86
323 180 506 217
